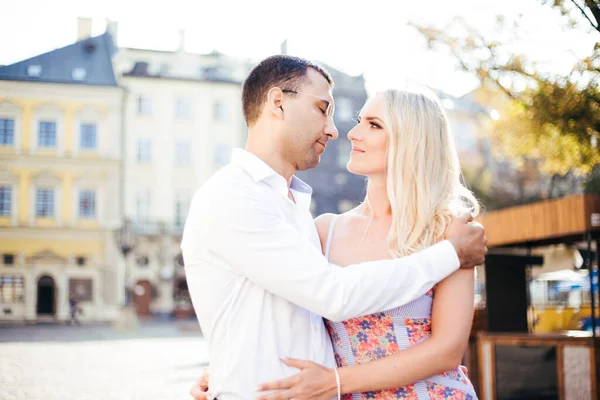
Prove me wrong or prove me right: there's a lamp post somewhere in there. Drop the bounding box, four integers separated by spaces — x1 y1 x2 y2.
113 218 138 331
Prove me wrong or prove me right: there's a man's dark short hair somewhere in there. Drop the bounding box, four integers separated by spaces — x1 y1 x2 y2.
242 55 333 127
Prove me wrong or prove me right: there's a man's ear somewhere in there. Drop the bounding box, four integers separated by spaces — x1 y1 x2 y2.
266 87 285 120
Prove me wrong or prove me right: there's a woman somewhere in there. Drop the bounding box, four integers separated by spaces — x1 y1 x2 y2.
257 87 479 400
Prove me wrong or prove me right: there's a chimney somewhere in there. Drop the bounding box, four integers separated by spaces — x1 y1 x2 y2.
178 29 186 52
106 18 119 44
77 17 93 41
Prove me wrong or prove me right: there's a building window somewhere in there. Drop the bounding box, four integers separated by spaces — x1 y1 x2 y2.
175 98 192 119
159 63 169 76
136 139 152 163
334 173 348 186
3 254 14 265
136 189 151 223
174 191 190 228
0 275 24 303
175 141 191 165
0 119 14 146
136 95 152 116
75 256 86 266
80 123 97 150
213 144 230 166
310 199 317 215
201 65 229 79
27 65 41 77
72 68 87 81
136 255 149 267
0 186 11 217
213 101 227 121
335 97 354 121
337 141 351 168
79 190 96 218
69 279 93 301
38 121 56 148
338 199 356 213
35 188 54 217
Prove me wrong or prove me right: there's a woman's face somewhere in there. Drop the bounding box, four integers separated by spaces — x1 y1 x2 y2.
346 94 390 178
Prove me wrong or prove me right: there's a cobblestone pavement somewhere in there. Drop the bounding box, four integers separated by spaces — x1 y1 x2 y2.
0 319 208 400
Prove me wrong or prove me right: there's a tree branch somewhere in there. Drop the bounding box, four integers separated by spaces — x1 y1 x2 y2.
488 75 520 100
571 0 600 32
584 0 600 32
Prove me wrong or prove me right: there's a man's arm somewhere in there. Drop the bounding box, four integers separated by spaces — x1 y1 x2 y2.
183 184 482 322
254 269 477 400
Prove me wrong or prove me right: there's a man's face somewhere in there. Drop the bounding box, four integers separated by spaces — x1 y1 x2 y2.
280 68 339 171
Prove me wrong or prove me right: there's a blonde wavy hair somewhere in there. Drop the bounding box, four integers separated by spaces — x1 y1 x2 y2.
372 87 480 258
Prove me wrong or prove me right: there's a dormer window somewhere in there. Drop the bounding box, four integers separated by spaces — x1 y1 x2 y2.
72 68 87 81
27 65 42 77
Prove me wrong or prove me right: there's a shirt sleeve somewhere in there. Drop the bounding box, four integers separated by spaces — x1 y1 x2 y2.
183 182 459 322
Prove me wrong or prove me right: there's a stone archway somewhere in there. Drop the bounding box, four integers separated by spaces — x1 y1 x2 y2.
36 275 56 316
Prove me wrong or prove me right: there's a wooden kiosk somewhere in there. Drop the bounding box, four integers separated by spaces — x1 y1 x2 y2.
470 194 600 400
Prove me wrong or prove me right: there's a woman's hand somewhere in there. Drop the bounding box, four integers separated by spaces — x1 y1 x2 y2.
256 358 337 400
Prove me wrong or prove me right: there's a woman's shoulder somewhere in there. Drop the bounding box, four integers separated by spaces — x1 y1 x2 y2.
314 209 363 239
314 209 365 255
314 212 338 227
314 213 339 242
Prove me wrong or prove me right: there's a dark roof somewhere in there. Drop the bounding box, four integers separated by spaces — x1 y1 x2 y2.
124 47 225 58
122 71 241 85
124 47 175 54
122 61 241 85
0 32 118 86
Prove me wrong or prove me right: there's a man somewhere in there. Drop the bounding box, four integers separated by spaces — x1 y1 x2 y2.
181 55 487 400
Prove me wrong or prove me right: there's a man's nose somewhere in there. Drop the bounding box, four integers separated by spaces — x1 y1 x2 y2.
325 118 339 140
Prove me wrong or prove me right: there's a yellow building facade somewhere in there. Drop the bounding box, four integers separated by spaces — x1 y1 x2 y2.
0 31 124 322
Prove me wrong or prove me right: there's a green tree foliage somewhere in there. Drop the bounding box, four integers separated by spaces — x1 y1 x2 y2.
413 0 600 175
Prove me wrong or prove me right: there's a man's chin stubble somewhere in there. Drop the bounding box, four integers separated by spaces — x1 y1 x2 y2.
297 157 320 171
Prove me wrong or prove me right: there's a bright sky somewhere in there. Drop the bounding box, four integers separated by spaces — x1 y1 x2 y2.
1 0 597 97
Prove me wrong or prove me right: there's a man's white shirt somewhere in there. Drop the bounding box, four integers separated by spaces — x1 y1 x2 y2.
181 149 460 400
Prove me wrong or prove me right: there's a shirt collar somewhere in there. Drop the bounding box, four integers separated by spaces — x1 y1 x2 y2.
231 148 313 209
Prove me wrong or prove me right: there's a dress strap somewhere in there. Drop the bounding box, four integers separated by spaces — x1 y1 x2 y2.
324 214 339 261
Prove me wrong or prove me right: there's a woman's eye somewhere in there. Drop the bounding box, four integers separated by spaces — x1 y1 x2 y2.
370 122 381 129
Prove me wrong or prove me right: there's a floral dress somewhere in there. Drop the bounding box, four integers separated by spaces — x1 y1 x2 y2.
324 216 478 400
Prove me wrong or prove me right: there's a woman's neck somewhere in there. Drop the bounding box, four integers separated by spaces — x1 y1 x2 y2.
360 176 392 219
